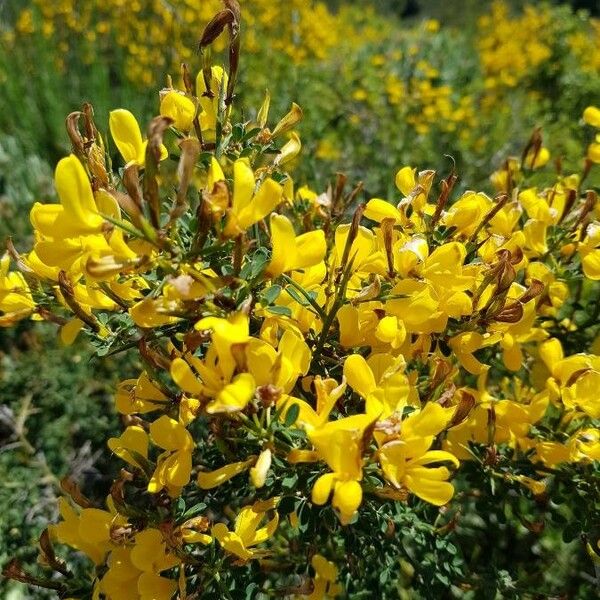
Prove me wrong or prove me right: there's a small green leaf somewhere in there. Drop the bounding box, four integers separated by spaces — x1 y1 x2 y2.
262 285 282 305
284 403 300 427
267 305 292 317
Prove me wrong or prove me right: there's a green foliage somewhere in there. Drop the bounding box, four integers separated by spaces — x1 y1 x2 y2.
0 325 136 597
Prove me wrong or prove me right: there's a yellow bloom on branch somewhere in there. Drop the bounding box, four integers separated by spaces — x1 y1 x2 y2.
212 498 279 562
222 159 284 237
266 213 326 278
148 416 194 496
378 402 458 506
109 109 168 167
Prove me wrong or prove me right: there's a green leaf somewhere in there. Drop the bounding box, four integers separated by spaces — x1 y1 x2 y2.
284 284 309 306
181 502 208 520
284 403 300 427
262 285 281 305
267 305 292 317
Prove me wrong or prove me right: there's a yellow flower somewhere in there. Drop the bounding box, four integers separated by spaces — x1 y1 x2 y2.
107 425 149 470
160 90 196 132
308 554 343 599
222 159 284 237
395 165 417 196
386 242 473 334
309 413 378 524
196 65 229 142
130 528 180 573
570 428 600 461
266 213 326 277
443 192 492 237
587 137 600 163
281 376 346 431
109 109 168 166
378 402 458 505
523 147 550 169
30 154 103 238
99 529 179 600
170 312 259 414
580 223 600 279
198 458 255 489
148 416 194 496
30 155 140 283
549 353 600 418
212 498 279 562
344 353 412 419
0 254 37 326
250 449 272 488
114 372 169 415
583 106 600 128
50 498 126 565
246 328 311 393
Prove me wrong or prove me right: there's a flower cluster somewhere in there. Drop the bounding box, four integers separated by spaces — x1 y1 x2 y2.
2 2 600 598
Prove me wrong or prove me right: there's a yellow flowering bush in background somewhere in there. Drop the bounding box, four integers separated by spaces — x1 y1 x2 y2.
1 1 600 598
2 0 600 196
7 0 380 86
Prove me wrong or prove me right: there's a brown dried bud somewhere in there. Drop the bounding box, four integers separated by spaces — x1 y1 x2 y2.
381 217 396 277
257 384 282 407
494 301 524 323
170 137 201 223
2 559 66 592
60 476 93 508
65 111 85 156
448 390 475 428
39 529 69 576
144 116 173 228
123 164 144 211
519 279 545 304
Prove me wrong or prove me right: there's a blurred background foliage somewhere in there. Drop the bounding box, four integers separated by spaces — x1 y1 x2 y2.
1 1 600 597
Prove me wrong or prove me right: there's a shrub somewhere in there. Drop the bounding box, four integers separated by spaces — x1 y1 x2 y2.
1 1 600 598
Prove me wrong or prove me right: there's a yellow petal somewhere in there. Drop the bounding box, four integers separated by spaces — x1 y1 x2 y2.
294 230 327 270
332 479 362 525
395 166 416 196
110 109 144 165
161 449 193 488
198 459 254 489
208 156 225 188
212 523 253 561
312 473 336 505
267 213 296 277
60 318 84 346
108 425 149 469
55 155 103 231
160 91 196 131
206 372 256 414
235 178 283 232
344 354 376 399
405 468 454 506
276 132 302 165
364 198 402 223
171 357 204 395
137 573 178 600
149 415 192 451
250 449 272 488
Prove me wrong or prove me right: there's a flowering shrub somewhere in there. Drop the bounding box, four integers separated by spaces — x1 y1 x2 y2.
2 1 600 598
